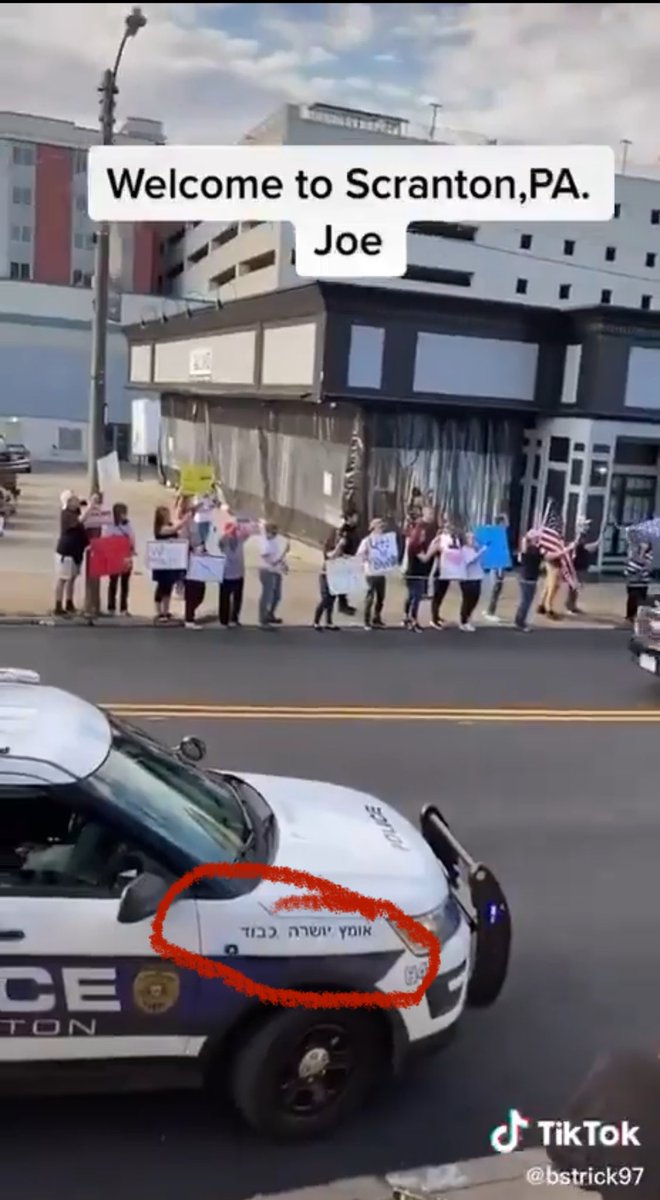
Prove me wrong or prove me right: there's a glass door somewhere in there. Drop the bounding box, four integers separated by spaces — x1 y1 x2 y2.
604 474 656 558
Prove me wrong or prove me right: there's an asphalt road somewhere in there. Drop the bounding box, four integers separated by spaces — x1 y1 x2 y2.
1 626 659 1200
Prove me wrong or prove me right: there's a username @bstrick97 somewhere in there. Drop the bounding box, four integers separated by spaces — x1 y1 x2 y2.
525 1164 645 1188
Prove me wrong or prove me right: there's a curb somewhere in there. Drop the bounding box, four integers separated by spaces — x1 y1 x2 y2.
251 1151 581 1198
0 616 626 631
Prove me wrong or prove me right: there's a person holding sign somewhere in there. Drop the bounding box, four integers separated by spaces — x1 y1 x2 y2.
425 521 461 629
152 504 188 624
313 525 348 631
356 518 392 629
459 532 488 632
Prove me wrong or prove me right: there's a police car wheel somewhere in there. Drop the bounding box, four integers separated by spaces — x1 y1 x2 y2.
229 1008 385 1139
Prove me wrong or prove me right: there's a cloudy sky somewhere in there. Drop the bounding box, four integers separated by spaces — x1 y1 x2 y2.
0 3 658 165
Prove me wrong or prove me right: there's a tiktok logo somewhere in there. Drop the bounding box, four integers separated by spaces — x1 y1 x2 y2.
490 1108 531 1154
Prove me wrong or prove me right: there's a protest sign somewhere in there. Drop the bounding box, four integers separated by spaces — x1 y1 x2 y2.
187 554 226 583
179 463 215 495
326 557 366 597
97 451 121 498
146 540 189 572
440 547 466 580
367 531 399 574
88 535 133 579
474 525 512 571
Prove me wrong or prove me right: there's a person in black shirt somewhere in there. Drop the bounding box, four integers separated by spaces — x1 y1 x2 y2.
565 520 599 615
403 516 435 631
54 497 89 616
334 513 360 617
514 530 543 631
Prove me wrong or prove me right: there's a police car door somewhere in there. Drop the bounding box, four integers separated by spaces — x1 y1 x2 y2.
0 784 200 1063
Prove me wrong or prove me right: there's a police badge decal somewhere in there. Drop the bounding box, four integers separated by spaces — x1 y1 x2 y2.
133 968 180 1015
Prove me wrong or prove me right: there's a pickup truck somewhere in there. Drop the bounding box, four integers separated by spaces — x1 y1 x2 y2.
630 604 660 677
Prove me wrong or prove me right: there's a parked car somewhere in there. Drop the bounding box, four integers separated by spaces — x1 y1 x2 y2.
6 442 31 472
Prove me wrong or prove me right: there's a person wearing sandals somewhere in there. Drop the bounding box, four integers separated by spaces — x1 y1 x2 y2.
152 504 187 624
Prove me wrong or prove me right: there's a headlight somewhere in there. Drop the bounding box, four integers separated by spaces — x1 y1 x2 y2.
390 895 463 957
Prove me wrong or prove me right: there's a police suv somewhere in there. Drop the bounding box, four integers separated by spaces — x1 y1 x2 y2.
0 669 511 1139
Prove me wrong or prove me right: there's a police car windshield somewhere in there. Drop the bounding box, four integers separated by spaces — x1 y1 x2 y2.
86 723 250 864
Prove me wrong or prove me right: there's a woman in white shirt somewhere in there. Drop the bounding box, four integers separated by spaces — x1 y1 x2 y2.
459 532 488 632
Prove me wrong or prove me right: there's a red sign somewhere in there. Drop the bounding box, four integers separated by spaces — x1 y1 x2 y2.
88 535 133 579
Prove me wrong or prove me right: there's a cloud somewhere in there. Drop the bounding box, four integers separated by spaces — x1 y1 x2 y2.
0 3 656 166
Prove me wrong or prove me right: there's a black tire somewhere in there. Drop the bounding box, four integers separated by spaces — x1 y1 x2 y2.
229 1007 385 1140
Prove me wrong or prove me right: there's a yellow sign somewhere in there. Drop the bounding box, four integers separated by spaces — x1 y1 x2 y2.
133 968 181 1015
179 463 215 496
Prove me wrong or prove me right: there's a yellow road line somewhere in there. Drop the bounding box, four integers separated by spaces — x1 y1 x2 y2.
102 704 660 724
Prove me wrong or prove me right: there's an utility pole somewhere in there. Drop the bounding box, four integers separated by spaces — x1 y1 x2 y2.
620 138 632 175
428 102 443 141
87 6 147 496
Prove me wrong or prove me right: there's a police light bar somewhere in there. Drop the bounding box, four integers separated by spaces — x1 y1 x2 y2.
0 668 41 684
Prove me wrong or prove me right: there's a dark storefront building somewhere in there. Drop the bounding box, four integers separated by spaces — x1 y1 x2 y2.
126 282 660 568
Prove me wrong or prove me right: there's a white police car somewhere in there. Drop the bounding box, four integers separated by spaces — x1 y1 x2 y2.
0 668 511 1139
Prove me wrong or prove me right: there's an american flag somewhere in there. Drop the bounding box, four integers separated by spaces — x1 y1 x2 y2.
538 501 577 587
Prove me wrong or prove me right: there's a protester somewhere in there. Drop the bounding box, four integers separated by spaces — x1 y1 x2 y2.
482 513 510 623
625 540 653 623
459 532 487 632
357 517 388 630
565 519 600 615
192 492 216 549
427 519 461 629
257 521 289 628
102 502 136 617
152 504 187 624
334 512 361 617
514 529 543 632
54 496 89 616
181 507 208 630
402 514 435 631
218 516 252 628
312 523 347 631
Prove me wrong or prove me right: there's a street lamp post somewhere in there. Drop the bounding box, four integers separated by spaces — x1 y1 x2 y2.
87 5 147 495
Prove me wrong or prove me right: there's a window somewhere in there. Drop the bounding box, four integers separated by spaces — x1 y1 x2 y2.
21 225 31 242
86 722 251 868
74 233 83 250
10 224 20 241
239 249 276 275
573 443 586 452
12 185 31 205
600 288 612 304
515 278 528 295
58 426 83 451
641 295 653 311
645 252 656 268
82 272 92 287
0 787 158 895
19 262 30 280
563 239 575 256
651 210 660 225
559 283 571 300
12 144 34 166
9 261 20 279
72 268 82 285
614 203 621 219
404 264 472 287
593 444 610 454
590 460 609 487
519 233 532 250
605 246 616 262
407 221 476 242
87 234 95 249
570 460 583 487
550 436 570 464
75 195 87 212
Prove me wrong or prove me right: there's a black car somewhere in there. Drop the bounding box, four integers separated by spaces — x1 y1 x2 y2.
6 443 31 472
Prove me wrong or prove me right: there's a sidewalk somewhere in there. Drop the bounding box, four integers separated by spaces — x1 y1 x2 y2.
253 1151 585 1198
0 467 627 628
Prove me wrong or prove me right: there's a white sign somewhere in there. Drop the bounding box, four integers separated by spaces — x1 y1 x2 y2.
189 347 212 379
97 451 121 498
326 556 366 597
89 145 615 282
440 547 466 581
367 531 399 574
323 471 333 498
146 540 189 571
83 504 113 530
187 554 226 583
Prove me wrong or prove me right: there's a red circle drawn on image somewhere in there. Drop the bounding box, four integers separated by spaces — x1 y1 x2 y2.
150 862 441 1010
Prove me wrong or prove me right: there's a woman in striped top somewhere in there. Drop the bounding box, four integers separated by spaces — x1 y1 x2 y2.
624 541 653 623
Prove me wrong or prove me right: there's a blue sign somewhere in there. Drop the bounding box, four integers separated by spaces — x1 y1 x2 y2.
474 525 512 571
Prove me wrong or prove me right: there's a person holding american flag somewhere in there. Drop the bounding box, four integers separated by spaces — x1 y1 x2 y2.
535 500 578 621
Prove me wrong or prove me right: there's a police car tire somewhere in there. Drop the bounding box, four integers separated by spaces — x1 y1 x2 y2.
230 1008 383 1139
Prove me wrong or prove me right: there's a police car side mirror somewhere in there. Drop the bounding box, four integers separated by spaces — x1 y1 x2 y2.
117 872 170 925
177 736 206 764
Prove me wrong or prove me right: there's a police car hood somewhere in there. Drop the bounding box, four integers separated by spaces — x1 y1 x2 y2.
238 772 449 915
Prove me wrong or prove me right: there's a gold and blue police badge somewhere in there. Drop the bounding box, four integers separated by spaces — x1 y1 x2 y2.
133 967 180 1015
